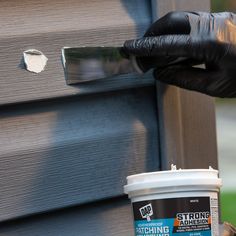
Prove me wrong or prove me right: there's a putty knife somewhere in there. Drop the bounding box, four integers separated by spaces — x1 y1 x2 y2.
62 47 142 85
61 47 198 85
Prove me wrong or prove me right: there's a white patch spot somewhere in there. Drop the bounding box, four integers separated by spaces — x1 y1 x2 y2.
23 49 48 73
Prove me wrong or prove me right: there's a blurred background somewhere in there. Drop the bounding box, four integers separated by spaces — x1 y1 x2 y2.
211 0 236 225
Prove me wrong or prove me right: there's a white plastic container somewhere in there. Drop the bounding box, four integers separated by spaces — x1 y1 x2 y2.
124 166 222 236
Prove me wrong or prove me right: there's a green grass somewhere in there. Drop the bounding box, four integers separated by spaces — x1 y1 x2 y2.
220 192 236 225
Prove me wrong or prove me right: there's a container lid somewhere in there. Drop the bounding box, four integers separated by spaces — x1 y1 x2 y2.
124 166 222 195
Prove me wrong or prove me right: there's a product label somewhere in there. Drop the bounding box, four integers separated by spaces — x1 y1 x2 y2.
132 197 217 236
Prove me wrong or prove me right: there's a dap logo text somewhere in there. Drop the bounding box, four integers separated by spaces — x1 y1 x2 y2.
139 204 153 221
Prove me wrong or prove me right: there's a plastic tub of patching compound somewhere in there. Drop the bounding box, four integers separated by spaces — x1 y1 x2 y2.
124 166 222 236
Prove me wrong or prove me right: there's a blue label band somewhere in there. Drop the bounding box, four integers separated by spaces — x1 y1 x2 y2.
132 197 213 236
135 219 211 236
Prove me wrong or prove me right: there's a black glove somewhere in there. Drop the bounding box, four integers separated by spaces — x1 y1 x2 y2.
123 11 236 98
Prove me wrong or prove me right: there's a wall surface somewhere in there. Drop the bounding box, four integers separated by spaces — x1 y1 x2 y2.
154 0 218 170
0 0 217 235
0 1 159 235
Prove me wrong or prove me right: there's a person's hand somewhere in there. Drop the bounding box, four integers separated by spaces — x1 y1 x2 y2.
123 11 236 98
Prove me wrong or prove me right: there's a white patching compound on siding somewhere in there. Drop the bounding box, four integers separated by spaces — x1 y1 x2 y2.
23 49 48 73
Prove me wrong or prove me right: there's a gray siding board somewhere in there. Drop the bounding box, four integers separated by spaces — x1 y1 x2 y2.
155 0 211 16
0 87 160 222
0 0 151 38
0 0 152 106
153 0 218 169
0 197 133 236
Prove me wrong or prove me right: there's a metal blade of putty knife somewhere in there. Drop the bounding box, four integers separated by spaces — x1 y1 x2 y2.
62 47 142 85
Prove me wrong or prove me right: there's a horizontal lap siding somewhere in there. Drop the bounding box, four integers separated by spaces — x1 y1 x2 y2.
0 0 157 225
0 197 133 236
0 0 152 105
0 87 159 222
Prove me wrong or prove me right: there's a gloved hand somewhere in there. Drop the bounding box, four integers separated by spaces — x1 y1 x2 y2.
123 11 236 98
